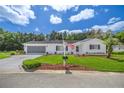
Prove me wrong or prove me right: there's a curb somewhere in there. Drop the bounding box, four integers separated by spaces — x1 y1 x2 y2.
35 70 124 75
0 70 123 75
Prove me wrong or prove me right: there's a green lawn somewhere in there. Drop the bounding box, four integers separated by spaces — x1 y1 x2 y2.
0 51 16 59
23 54 124 72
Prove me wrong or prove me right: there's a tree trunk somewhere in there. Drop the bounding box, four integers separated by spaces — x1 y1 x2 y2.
107 52 111 58
107 44 112 58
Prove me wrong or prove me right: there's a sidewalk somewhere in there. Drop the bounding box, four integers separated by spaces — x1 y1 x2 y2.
35 70 124 75
0 69 124 75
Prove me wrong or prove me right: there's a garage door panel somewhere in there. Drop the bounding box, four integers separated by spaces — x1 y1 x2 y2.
27 46 46 53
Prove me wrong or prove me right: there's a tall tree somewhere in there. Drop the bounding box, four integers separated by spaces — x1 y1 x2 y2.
114 31 124 43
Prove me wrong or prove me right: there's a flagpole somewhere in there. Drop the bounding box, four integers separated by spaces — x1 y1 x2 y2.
62 32 66 66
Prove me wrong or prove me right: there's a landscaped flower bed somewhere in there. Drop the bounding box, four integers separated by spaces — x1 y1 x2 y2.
37 64 94 71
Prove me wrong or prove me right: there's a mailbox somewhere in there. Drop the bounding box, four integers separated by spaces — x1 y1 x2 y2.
62 56 68 60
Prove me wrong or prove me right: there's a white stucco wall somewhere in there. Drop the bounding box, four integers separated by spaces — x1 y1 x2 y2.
84 39 106 54
113 45 124 52
75 39 106 55
73 44 82 55
67 47 75 54
24 45 27 54
46 44 63 54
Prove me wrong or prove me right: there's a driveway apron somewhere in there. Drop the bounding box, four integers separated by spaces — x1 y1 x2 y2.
0 55 41 73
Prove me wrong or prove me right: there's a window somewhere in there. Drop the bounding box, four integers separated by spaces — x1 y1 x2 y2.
76 46 79 52
119 47 120 50
56 46 63 51
98 45 100 49
89 44 100 50
119 46 124 50
66 46 68 51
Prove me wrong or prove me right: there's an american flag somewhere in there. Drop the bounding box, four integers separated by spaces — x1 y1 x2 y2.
67 43 75 49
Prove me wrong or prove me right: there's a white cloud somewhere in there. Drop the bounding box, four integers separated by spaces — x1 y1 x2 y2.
73 6 79 11
49 5 76 12
58 29 69 33
69 8 95 22
44 6 48 11
58 29 82 34
0 18 4 22
107 17 121 24
83 28 92 32
69 30 82 33
92 25 108 32
35 27 40 32
91 21 124 32
104 9 109 13
0 5 36 26
50 14 62 24
109 21 124 31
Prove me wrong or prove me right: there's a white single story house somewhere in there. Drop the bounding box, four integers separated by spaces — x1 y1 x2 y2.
74 38 106 55
23 38 107 55
112 45 124 52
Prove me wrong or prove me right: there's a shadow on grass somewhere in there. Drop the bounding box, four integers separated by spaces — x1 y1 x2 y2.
23 69 37 72
110 57 124 62
22 66 37 72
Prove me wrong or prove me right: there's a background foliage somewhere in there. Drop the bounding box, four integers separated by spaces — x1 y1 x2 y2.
0 28 124 51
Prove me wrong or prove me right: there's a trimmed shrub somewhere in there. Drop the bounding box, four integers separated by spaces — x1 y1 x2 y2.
16 50 25 55
112 51 124 55
9 51 16 55
22 60 41 70
10 52 16 55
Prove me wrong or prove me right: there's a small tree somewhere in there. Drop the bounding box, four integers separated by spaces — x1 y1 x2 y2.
106 39 113 58
105 30 119 58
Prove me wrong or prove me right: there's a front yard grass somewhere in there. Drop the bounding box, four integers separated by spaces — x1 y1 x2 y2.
0 51 16 59
23 54 124 72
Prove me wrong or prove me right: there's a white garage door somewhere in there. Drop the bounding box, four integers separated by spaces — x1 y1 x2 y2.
27 46 46 53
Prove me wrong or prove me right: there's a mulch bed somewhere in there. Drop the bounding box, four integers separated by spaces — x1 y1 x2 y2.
37 64 94 71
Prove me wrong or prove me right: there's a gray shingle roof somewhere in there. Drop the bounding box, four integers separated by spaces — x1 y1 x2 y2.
78 38 92 42
24 38 99 44
74 38 95 44
25 40 78 44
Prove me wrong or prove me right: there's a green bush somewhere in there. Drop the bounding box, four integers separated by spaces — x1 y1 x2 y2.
22 60 41 70
10 52 16 55
8 51 16 55
16 50 25 55
112 51 124 55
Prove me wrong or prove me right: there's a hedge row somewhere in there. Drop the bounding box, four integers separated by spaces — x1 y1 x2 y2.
112 51 124 55
22 59 41 70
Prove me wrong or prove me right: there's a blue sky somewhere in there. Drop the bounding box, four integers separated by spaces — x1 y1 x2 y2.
0 5 124 34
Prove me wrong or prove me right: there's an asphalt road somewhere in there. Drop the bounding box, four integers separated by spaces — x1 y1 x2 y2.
0 55 41 73
0 72 124 88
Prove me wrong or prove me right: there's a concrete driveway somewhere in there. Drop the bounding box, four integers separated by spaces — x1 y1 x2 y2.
0 55 41 73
